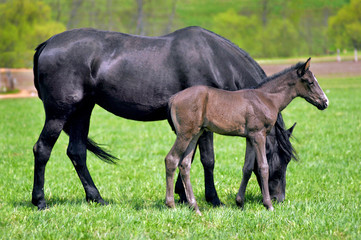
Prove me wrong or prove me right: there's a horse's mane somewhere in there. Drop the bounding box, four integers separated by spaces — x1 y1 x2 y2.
252 62 304 89
274 114 299 161
202 28 267 79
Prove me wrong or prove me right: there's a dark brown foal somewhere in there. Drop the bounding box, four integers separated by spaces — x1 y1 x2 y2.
165 58 328 214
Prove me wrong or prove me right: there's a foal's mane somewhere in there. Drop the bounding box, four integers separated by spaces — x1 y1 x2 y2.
252 62 304 89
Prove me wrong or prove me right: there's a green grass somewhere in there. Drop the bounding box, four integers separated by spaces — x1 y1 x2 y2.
0 77 360 239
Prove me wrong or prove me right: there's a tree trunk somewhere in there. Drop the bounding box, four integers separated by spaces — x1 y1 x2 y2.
135 0 144 35
67 0 84 29
165 0 177 34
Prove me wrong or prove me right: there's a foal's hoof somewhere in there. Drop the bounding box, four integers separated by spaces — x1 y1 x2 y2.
165 200 176 209
195 209 202 216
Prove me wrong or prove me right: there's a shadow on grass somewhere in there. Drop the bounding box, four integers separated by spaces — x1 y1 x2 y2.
12 192 280 212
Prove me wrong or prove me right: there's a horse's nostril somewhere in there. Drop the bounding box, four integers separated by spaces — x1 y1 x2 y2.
272 194 285 202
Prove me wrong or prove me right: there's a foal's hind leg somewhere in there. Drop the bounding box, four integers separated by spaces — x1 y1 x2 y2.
65 104 106 205
178 133 203 215
175 132 222 207
32 118 66 210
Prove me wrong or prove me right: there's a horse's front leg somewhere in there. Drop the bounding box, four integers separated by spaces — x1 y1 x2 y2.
236 139 256 209
250 132 273 210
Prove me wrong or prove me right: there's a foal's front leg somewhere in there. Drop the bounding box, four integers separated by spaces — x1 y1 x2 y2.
236 139 256 209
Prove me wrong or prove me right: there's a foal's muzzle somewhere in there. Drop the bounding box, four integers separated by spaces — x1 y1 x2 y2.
317 97 329 110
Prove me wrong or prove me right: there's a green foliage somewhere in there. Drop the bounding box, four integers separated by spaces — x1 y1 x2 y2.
0 76 360 238
328 0 361 50
0 0 65 68
0 0 356 67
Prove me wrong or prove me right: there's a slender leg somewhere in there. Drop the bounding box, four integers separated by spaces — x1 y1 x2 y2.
178 134 203 215
66 105 106 205
198 131 222 206
251 133 273 210
175 131 222 207
165 136 191 209
32 118 66 210
175 149 196 204
236 139 256 209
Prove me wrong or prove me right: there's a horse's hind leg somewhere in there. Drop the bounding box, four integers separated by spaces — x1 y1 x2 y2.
65 104 106 205
32 118 66 210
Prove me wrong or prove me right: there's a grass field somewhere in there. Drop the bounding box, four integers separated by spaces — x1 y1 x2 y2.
0 76 360 239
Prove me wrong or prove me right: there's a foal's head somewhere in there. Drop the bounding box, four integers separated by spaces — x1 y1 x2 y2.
293 58 329 110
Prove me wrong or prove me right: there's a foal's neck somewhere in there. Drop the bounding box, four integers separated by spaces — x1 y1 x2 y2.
257 74 297 112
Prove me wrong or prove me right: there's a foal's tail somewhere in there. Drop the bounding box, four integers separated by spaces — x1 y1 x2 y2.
33 41 48 100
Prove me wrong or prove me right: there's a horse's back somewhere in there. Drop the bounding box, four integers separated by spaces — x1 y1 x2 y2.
35 27 266 120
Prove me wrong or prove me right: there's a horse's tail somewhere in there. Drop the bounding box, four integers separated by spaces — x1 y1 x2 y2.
85 138 119 164
274 113 299 161
63 125 118 164
33 41 48 100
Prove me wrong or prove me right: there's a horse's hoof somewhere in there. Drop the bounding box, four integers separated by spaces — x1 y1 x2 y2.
87 197 108 206
32 199 47 210
235 195 244 209
206 196 224 207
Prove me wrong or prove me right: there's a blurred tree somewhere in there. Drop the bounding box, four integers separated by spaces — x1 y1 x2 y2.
0 0 65 68
328 0 361 51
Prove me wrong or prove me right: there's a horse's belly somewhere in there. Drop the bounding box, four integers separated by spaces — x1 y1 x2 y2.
96 98 168 121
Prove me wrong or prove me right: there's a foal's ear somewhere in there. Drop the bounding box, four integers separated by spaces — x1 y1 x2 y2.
287 122 297 138
297 57 311 77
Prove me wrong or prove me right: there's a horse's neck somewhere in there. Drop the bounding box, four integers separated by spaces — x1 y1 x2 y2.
258 75 296 112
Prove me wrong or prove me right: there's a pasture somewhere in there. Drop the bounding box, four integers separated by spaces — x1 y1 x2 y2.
0 76 360 239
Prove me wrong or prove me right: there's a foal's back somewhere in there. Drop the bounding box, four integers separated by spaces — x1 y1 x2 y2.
169 85 274 137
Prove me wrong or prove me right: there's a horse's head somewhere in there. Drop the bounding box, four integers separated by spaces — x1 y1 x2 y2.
254 120 297 202
295 58 329 110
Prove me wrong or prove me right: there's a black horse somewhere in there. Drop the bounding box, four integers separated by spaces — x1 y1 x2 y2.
32 26 297 210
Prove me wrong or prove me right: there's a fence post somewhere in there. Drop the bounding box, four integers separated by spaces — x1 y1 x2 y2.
354 48 358 62
337 49 341 62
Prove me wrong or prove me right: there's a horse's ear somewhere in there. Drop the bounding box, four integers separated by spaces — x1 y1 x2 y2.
297 58 311 77
287 122 296 138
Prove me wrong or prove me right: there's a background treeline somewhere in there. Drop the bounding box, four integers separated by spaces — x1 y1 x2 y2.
0 0 360 68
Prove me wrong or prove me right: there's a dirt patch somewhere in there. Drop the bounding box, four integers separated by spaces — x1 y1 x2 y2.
0 61 360 99
261 61 361 78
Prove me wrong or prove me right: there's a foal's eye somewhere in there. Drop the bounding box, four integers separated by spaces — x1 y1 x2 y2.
309 81 314 85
